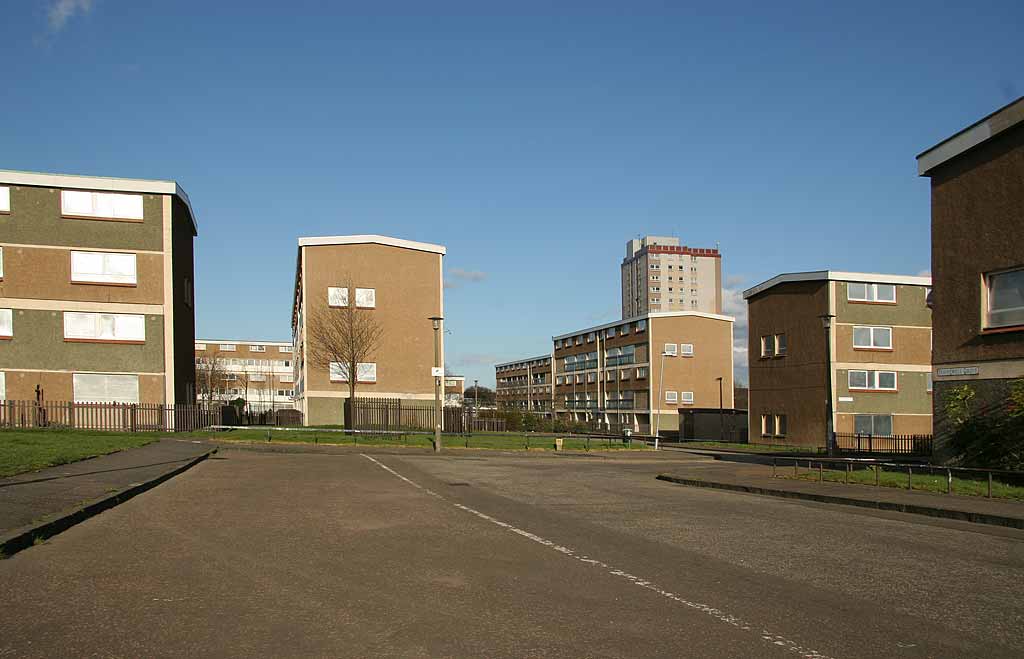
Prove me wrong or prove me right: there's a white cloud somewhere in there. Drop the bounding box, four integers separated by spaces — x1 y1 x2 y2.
721 278 749 386
444 268 487 290
47 0 93 33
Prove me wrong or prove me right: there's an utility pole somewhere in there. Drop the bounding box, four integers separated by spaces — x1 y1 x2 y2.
820 314 836 456
716 376 724 442
430 316 443 452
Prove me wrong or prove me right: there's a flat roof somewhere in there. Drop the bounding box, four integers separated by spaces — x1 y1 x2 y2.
552 311 734 341
0 168 199 235
917 95 1024 176
196 339 292 346
743 271 932 299
495 355 552 368
297 234 446 255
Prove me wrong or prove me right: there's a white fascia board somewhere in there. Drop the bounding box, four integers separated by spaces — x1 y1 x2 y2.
196 339 293 346
743 271 933 299
552 311 735 341
297 234 447 255
495 355 552 369
0 169 199 235
917 95 1024 176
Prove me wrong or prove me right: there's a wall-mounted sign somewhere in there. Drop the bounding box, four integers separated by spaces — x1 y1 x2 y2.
431 367 444 377
936 366 979 377
838 396 854 403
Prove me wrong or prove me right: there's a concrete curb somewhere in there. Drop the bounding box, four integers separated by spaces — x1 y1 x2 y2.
0 449 216 559
656 474 1024 530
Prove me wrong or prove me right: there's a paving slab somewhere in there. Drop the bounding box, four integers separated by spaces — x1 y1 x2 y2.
658 459 1024 528
0 438 215 548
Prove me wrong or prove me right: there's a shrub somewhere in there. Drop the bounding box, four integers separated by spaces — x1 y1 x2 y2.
944 380 1024 470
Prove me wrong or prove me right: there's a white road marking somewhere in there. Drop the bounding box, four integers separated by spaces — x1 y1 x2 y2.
361 454 834 659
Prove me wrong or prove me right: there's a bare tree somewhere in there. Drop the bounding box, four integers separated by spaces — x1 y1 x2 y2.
307 279 384 410
196 350 228 406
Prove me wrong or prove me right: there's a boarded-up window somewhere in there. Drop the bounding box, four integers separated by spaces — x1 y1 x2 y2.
0 308 13 337
71 251 137 285
72 373 140 403
355 288 376 308
328 287 348 307
62 190 144 220
0 186 9 212
64 312 145 342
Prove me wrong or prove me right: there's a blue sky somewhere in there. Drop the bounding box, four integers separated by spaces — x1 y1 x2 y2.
3 1 1022 387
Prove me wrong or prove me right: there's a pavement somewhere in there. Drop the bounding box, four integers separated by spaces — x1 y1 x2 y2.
657 457 1024 528
0 438 215 554
1 448 1023 657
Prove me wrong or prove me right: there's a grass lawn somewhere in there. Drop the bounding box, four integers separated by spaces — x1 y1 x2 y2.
782 466 1024 500
186 428 648 451
0 429 157 478
673 441 818 454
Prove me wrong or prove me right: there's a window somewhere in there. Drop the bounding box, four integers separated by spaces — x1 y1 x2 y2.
251 374 267 382
985 268 1024 328
279 345 293 353
761 414 775 436
847 283 896 303
760 335 774 358
575 336 583 346
555 339 562 348
329 362 349 382
619 369 630 381
0 186 9 212
848 370 897 391
665 391 678 403
61 190 144 220
927 373 933 393
0 246 3 279
64 312 145 342
775 333 787 356
680 343 694 356
636 320 647 332
775 415 787 437
636 367 647 379
220 343 236 351
70 251 137 285
72 373 139 403
195 343 206 350
556 375 564 385
357 363 377 382
606 328 615 338
663 343 677 356
586 332 595 343
250 345 266 352
280 375 294 383
854 414 893 436
680 391 694 404
328 286 348 307
0 309 12 338
355 288 376 308
620 323 630 335
853 326 892 350
0 371 5 400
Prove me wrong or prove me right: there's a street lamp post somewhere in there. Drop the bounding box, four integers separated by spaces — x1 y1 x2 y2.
654 351 676 450
716 376 725 442
429 316 443 453
819 314 836 456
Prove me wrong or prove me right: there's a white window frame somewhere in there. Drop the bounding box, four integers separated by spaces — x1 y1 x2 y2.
355 288 376 309
680 391 694 404
680 343 694 356
250 345 266 352
0 186 9 213
220 343 236 351
328 286 349 307
0 246 4 279
760 334 775 358
854 414 893 437
356 363 377 382
0 308 11 338
665 390 678 403
636 367 647 379
853 326 892 350
848 282 897 304
63 312 145 343
663 343 678 356
61 190 144 220
775 414 787 437
984 267 1024 329
761 413 775 436
70 251 137 285
775 333 787 356
0 371 5 401
194 343 206 350
848 370 897 391
279 345 293 353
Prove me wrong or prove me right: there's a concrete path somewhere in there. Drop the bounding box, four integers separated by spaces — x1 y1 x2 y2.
1 449 1022 657
658 458 1024 527
0 438 215 539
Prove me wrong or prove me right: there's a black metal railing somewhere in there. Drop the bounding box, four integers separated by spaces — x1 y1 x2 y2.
834 432 933 456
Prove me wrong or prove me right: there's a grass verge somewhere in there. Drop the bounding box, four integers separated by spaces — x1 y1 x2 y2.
0 429 157 478
782 466 1024 500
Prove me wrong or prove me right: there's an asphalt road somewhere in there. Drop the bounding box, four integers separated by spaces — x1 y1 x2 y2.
1 448 1022 658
